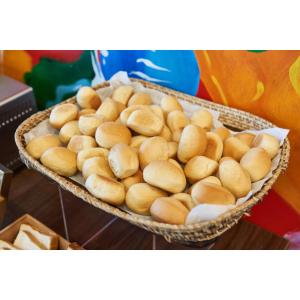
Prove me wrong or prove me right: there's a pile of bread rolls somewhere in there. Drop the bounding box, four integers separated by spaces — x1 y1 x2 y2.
25 85 280 225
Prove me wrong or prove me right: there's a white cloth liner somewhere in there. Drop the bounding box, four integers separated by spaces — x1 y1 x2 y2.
24 71 289 224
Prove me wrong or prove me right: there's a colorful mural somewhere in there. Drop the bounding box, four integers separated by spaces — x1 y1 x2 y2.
2 50 300 237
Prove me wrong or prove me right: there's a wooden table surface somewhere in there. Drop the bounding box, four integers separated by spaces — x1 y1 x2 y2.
1 167 289 250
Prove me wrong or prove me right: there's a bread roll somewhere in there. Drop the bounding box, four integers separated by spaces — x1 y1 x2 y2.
177 125 207 163
191 182 235 205
76 86 101 109
128 92 152 106
168 159 183 172
77 147 109 171
172 129 183 143
112 85 134 105
167 110 189 132
59 121 81 144
138 137 169 170
218 159 251 198
184 156 218 183
108 143 139 179
219 157 235 164
78 108 96 117
119 105 149 125
252 133 280 158
26 134 61 159
41 147 77 176
223 136 250 161
127 109 163 136
95 122 132 149
170 193 196 210
150 197 188 225
204 132 223 161
214 127 231 141
199 176 222 186
150 105 165 122
67 135 97 153
78 114 106 136
160 95 183 114
167 142 178 158
82 156 114 179
121 170 143 191
235 132 256 147
190 109 213 130
159 125 172 141
125 183 167 215
130 135 149 150
240 147 272 182
96 98 120 121
49 103 78 129
85 174 125 205
143 160 186 193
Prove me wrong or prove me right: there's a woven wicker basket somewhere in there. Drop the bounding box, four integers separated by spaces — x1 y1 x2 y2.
15 79 290 243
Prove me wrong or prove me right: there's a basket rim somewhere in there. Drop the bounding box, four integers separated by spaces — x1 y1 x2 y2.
14 78 290 235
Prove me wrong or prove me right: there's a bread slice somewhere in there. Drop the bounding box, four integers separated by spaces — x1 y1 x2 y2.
19 224 58 250
0 240 19 250
14 230 46 250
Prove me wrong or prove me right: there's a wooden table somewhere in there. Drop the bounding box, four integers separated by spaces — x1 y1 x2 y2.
1 167 289 250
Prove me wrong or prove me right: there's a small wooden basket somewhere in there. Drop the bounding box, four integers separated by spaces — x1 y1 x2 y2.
15 79 290 243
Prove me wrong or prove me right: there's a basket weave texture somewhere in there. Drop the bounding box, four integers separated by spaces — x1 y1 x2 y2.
15 79 290 243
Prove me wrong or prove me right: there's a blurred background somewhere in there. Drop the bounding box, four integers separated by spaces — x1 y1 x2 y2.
1 50 300 246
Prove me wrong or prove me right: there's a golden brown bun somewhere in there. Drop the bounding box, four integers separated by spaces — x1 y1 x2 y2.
128 92 152 106
82 156 114 180
223 136 250 161
59 121 81 144
252 133 280 158
213 127 231 141
172 129 183 143
150 105 165 123
168 159 183 172
78 114 106 136
67 135 97 153
95 122 132 149
167 142 178 158
170 193 196 210
159 125 172 141
184 155 218 183
138 137 169 170
85 174 125 205
77 147 109 171
78 108 96 118
26 134 61 159
218 159 251 198
190 109 213 130
235 132 256 147
76 86 101 109
127 109 164 136
177 125 207 163
112 85 134 105
130 135 149 151
108 143 139 179
160 95 183 114
150 197 188 225
240 147 272 182
219 157 235 164
204 132 223 161
143 160 186 193
199 176 222 186
167 110 189 132
41 147 77 176
119 105 149 125
191 182 235 205
125 183 167 215
96 98 120 121
121 170 143 191
49 103 78 129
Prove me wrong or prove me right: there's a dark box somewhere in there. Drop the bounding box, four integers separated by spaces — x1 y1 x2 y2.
0 75 37 169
